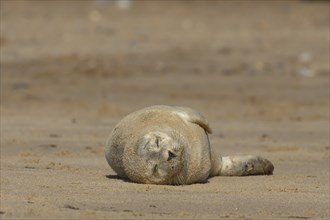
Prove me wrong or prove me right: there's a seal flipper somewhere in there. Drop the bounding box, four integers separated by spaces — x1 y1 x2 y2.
219 155 274 176
173 106 212 134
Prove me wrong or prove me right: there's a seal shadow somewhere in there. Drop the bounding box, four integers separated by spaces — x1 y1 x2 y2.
105 174 131 183
105 174 211 185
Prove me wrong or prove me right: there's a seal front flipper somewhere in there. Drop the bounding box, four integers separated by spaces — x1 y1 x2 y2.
172 106 212 134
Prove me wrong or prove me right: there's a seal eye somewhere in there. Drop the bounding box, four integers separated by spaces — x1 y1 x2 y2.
153 164 158 174
155 137 160 148
167 151 176 161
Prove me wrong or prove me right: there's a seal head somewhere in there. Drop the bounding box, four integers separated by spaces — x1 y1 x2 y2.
123 130 186 185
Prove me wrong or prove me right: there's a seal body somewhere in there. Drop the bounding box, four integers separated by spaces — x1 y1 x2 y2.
105 105 274 185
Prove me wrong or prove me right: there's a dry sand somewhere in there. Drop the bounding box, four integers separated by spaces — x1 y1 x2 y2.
0 1 329 219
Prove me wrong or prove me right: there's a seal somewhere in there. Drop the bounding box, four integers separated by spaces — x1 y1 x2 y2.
105 105 274 185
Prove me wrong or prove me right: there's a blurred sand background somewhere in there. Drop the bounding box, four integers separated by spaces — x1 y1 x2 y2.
0 0 329 219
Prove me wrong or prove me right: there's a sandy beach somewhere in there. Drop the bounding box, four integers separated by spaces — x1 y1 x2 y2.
1 1 329 219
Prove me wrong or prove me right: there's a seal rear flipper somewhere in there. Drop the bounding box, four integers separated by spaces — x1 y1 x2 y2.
219 155 274 176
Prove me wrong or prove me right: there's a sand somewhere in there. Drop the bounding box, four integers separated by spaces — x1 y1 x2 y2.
0 1 329 219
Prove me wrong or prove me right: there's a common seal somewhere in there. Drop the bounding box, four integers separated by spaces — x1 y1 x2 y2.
105 105 274 185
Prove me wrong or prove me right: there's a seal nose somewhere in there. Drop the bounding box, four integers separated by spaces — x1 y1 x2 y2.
167 151 176 161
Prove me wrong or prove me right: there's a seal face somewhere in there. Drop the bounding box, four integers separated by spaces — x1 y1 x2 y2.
125 131 186 185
